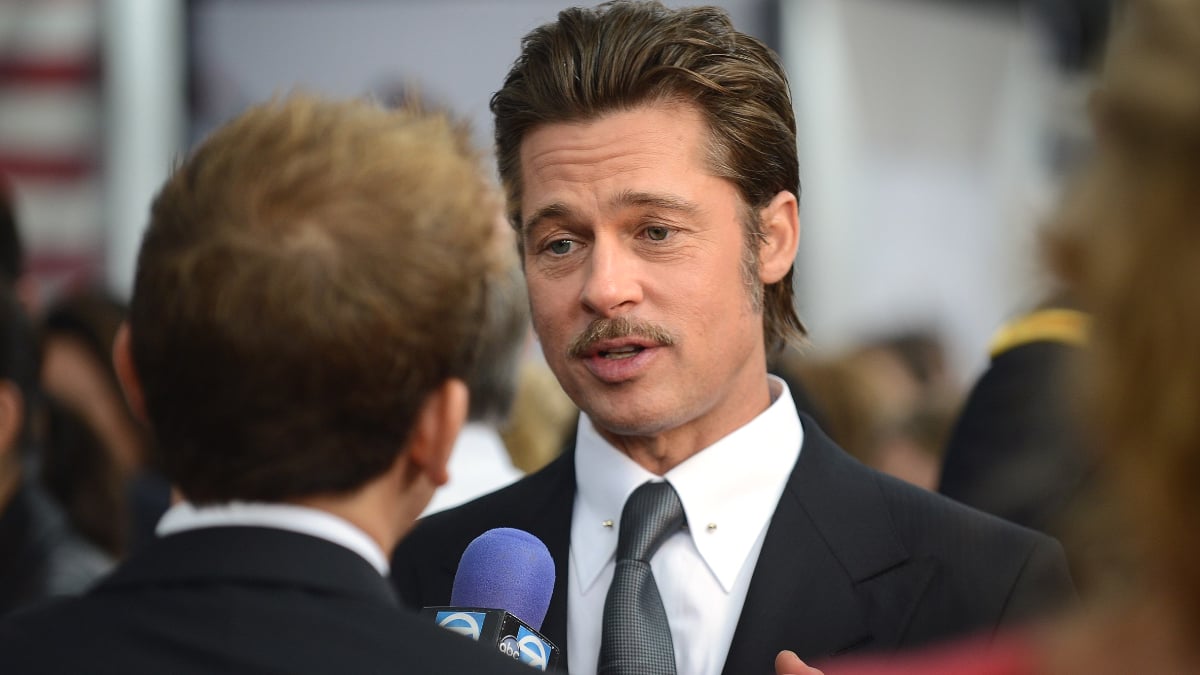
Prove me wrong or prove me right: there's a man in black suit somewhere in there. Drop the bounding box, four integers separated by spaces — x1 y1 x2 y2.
0 96 531 675
392 3 1074 674
939 300 1092 535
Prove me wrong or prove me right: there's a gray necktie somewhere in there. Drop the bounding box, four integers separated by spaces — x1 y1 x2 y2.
597 480 685 675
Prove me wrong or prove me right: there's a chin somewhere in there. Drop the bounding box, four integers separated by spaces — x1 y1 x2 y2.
586 404 680 438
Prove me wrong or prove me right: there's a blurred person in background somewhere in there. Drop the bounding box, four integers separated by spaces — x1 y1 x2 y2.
37 290 170 558
0 176 38 315
40 291 147 475
773 330 960 491
779 0 1200 672
0 285 112 617
0 94 532 675
938 0 1113 585
938 294 1092 540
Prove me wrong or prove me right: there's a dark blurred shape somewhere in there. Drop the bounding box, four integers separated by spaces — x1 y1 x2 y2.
1031 0 1116 73
0 286 112 616
0 176 22 286
939 299 1093 541
40 397 129 558
38 290 167 557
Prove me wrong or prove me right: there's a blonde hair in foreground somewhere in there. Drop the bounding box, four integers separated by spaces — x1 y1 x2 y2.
130 95 503 504
1045 0 1200 635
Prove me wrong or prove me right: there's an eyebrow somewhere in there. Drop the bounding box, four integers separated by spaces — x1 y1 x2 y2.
609 190 701 217
522 191 700 233
523 202 574 234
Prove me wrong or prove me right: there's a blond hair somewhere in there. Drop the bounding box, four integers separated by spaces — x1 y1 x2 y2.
132 95 503 503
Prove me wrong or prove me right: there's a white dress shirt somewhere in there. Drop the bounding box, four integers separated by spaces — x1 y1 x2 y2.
567 376 803 675
422 422 524 517
156 500 391 575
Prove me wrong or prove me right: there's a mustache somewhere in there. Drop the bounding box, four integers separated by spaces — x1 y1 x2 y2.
567 317 676 358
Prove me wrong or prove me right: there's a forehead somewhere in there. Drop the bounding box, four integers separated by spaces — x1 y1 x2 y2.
517 104 716 217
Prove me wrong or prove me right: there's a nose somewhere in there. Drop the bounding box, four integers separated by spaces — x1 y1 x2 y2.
579 237 642 317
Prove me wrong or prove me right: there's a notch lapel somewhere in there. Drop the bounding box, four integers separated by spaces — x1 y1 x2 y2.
721 416 936 674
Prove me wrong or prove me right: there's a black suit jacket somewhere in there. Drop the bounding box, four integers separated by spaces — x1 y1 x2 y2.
0 526 533 674
939 340 1092 536
392 417 1074 674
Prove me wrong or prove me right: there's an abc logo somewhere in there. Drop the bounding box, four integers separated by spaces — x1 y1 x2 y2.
516 626 549 670
497 629 549 671
435 611 485 641
498 636 521 660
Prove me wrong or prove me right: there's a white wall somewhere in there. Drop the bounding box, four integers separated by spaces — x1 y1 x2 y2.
188 0 774 150
783 0 1059 379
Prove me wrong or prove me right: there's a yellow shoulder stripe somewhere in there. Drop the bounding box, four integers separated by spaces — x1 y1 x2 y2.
988 308 1089 358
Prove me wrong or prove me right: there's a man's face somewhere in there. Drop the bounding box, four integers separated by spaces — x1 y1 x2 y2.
518 102 771 450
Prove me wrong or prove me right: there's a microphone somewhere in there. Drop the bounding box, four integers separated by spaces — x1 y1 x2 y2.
424 528 561 671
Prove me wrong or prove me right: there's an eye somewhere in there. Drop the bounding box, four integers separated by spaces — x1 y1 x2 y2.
547 239 574 255
645 225 671 241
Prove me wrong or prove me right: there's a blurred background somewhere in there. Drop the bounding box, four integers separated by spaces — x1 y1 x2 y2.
0 0 1118 614
0 0 1108 381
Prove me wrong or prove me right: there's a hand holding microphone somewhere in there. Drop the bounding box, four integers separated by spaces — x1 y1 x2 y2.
424 528 560 671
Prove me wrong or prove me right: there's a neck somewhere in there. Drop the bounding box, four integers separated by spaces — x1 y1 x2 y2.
292 486 403 558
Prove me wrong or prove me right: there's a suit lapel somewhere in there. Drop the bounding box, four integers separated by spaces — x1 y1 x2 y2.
722 416 935 674
523 452 576 659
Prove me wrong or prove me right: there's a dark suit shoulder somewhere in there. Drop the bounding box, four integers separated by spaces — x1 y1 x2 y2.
878 465 1064 556
0 554 533 674
787 419 1073 650
868 466 1075 632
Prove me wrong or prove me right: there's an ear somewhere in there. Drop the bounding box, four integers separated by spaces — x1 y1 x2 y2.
404 378 469 487
112 322 149 425
0 380 24 459
756 190 800 285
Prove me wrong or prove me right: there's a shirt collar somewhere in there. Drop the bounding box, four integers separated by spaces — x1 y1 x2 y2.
572 375 803 593
156 500 391 575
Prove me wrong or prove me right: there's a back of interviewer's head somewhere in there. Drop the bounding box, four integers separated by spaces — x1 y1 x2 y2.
129 95 501 505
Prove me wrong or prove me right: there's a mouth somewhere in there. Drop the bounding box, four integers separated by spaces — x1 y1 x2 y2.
597 344 646 360
581 338 660 361
574 337 664 384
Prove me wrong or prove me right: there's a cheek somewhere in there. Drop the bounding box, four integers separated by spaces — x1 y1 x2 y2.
527 286 569 345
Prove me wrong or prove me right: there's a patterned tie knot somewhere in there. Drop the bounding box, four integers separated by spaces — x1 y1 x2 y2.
617 481 685 563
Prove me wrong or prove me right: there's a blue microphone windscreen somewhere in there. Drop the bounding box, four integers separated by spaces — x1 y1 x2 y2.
450 528 555 631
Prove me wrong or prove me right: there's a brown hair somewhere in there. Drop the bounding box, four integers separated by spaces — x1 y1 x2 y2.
131 95 501 504
1045 0 1200 632
491 0 805 352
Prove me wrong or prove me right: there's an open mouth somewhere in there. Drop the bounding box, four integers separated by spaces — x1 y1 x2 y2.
599 345 645 360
